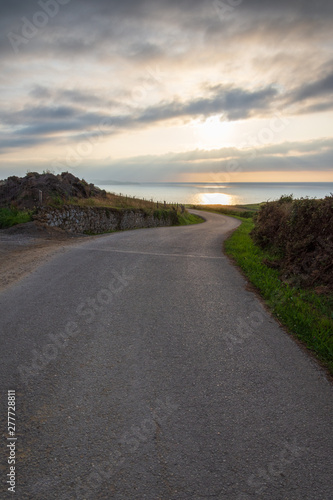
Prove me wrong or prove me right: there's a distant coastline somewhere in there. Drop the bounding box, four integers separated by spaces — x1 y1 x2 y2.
93 180 140 186
94 181 333 206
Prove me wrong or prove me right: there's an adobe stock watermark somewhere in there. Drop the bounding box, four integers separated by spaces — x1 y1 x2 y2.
131 65 165 105
18 267 134 385
8 0 71 54
50 65 165 174
237 438 306 498
199 110 290 192
69 396 179 500
221 285 290 352
50 117 114 174
239 112 291 162
213 0 243 21
223 303 264 351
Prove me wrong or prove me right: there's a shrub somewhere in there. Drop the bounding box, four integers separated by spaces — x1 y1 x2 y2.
251 195 333 290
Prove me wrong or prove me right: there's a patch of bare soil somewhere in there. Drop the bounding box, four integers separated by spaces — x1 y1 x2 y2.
0 222 94 292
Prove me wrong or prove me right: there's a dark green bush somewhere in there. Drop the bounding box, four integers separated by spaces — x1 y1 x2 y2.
251 195 333 289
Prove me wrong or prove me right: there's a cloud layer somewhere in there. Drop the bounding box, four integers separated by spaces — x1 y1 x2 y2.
0 0 333 180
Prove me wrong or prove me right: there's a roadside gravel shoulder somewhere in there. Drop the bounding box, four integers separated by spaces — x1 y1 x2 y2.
0 222 96 292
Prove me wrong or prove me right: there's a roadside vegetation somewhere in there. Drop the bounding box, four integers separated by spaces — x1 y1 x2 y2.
189 203 260 219
0 207 32 229
177 212 204 225
0 172 202 228
197 197 333 375
51 190 178 211
251 195 333 291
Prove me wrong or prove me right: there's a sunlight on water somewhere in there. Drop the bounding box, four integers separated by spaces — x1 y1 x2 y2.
193 192 236 205
97 183 333 205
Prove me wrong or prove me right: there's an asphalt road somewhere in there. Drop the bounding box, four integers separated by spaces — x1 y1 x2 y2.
1 210 332 500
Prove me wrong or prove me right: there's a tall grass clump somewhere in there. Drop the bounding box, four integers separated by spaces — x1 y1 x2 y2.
0 207 32 229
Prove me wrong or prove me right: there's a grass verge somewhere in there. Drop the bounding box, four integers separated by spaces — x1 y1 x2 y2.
224 218 333 375
65 193 177 211
189 203 260 219
177 212 205 225
0 207 33 229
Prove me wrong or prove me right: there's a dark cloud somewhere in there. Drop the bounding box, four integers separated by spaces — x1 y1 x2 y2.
0 104 118 152
243 0 333 16
29 86 116 108
29 85 52 99
1 105 78 126
2 0 333 59
282 66 333 113
0 82 280 152
124 41 163 61
1 0 333 180
85 137 333 181
292 69 333 102
0 135 49 152
1 137 332 180
139 85 278 123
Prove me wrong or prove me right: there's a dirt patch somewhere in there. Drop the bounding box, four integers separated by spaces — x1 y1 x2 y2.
0 222 95 292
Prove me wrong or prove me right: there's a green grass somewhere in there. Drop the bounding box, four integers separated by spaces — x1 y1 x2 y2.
69 192 177 211
0 207 33 229
177 212 205 225
224 218 333 375
190 203 259 219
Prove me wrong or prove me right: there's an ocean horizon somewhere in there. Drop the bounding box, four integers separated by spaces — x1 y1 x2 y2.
95 182 333 206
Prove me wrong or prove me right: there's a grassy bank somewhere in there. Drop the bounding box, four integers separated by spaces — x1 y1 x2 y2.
177 212 205 225
189 203 260 219
224 218 333 375
0 207 32 229
53 191 178 211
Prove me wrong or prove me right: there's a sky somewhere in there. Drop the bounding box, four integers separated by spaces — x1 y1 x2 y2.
1 0 333 183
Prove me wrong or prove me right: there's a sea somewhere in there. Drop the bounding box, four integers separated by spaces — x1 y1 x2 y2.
95 182 333 206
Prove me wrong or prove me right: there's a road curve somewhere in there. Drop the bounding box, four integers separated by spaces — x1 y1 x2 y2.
0 210 332 500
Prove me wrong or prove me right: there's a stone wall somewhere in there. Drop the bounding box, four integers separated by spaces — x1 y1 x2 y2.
35 206 176 234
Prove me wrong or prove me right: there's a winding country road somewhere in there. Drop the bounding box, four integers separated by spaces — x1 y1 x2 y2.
1 210 332 499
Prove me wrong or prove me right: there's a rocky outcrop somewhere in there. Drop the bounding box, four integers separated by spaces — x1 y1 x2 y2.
0 172 106 209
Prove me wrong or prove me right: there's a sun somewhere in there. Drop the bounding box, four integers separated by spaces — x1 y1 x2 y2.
192 115 234 149
194 192 235 205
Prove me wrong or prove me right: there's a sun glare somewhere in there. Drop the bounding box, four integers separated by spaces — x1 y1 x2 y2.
192 115 234 149
195 192 235 205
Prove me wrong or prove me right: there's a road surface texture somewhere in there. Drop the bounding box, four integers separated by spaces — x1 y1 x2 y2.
1 210 332 500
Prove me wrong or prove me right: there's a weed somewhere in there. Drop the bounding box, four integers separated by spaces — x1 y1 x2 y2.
0 207 32 228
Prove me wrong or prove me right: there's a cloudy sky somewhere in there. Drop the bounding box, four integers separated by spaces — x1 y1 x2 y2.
1 0 333 182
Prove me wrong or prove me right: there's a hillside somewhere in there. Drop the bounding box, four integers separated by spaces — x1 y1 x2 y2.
0 172 107 210
0 172 179 212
